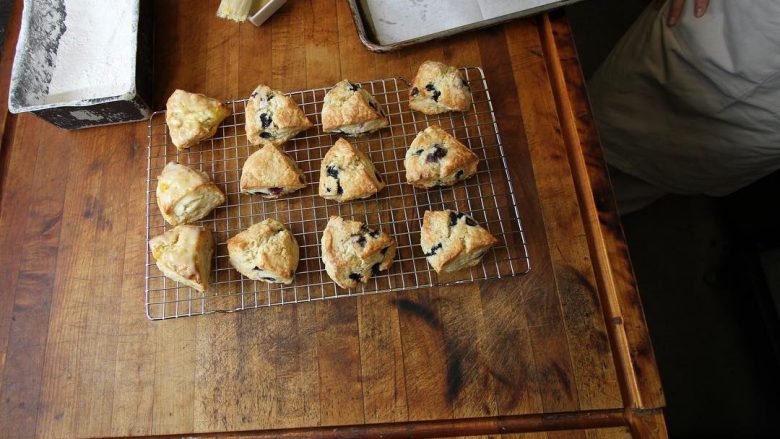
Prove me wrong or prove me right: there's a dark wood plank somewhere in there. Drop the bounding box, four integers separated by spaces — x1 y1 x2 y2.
0 118 68 438
546 15 664 410
109 122 156 437
0 0 28 404
504 18 622 413
479 23 584 424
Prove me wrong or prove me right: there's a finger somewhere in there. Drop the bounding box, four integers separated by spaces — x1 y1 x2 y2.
667 0 686 26
694 0 710 17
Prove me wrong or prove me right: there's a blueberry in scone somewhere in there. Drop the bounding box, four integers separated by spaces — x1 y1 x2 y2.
156 162 226 226
420 209 498 274
245 84 313 146
227 218 299 284
149 225 214 292
240 143 307 198
321 216 397 289
409 61 472 115
404 125 479 188
318 138 385 202
166 89 232 150
321 79 389 135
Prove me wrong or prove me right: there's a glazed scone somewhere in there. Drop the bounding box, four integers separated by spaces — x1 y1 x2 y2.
156 162 226 225
245 85 312 146
240 144 306 198
409 61 472 114
149 225 214 292
321 80 388 135
318 138 385 202
420 210 498 274
321 216 397 289
404 125 479 188
166 89 231 150
227 219 299 284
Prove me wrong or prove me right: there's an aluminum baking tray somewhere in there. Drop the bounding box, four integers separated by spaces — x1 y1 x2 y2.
348 0 583 52
145 67 530 320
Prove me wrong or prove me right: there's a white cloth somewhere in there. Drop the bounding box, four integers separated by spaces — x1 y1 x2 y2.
590 1 780 196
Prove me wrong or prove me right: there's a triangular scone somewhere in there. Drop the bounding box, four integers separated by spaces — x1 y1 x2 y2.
420 210 497 274
166 89 231 150
149 225 214 291
240 144 306 198
245 84 312 146
404 125 479 188
319 138 385 202
156 162 225 226
321 80 388 135
409 61 472 115
321 216 397 289
227 218 299 284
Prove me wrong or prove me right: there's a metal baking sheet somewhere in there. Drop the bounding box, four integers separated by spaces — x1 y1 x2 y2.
348 0 584 52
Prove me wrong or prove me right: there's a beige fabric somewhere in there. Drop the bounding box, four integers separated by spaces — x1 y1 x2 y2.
590 1 780 196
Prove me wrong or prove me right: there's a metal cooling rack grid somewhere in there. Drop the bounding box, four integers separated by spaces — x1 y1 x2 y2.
145 67 530 320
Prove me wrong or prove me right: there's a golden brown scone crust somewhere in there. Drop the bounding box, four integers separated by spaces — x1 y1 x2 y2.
321 216 397 289
245 84 312 146
420 210 497 274
409 61 472 115
404 125 479 188
240 144 307 198
227 218 299 284
321 80 388 135
156 162 225 226
318 138 385 202
149 225 214 291
166 89 231 150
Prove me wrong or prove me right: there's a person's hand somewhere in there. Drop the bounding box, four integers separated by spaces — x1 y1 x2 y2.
654 0 710 27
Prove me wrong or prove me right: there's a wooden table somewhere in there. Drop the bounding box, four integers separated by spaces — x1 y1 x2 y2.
0 1 666 437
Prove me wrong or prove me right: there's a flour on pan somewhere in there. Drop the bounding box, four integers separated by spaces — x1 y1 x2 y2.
46 0 136 103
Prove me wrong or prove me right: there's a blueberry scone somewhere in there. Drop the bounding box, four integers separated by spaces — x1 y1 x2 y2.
166 89 231 150
420 210 498 274
409 61 472 115
404 125 479 188
321 216 397 289
321 80 388 135
245 84 313 146
240 144 307 198
149 225 214 292
156 162 226 225
318 138 385 202
227 218 299 284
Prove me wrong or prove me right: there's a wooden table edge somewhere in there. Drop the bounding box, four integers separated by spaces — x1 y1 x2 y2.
78 409 668 439
540 13 666 411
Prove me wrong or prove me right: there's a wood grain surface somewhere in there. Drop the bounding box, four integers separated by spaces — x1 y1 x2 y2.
0 1 664 437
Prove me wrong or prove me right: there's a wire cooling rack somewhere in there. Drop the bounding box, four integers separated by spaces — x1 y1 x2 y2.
145 67 530 320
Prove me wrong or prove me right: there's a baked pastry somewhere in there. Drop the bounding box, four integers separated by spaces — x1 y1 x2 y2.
156 162 225 225
240 143 306 198
148 225 214 292
227 218 299 284
408 61 472 114
166 89 231 150
245 84 312 146
404 125 479 188
318 138 385 202
321 216 397 289
420 210 498 274
321 80 388 135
